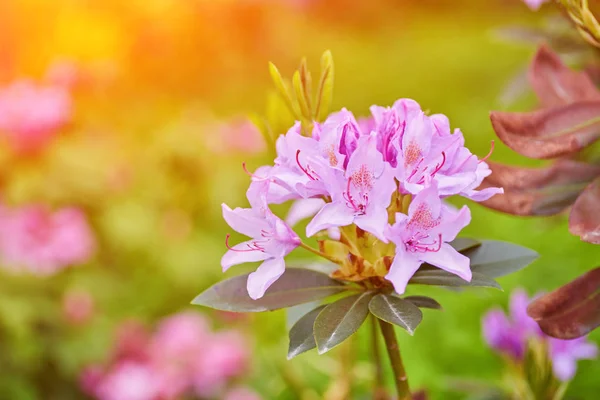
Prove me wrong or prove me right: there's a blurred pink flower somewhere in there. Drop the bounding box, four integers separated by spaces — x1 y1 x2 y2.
63 288 95 325
193 330 250 397
224 387 262 400
523 0 549 10
45 60 80 90
94 361 161 400
0 205 95 275
0 79 72 153
207 117 265 154
113 321 152 362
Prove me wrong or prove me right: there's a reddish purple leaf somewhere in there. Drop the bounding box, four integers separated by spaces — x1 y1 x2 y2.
481 160 600 215
569 177 600 244
527 267 600 339
490 101 600 159
529 45 600 108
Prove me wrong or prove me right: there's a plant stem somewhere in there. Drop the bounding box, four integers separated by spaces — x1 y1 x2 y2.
378 319 411 400
299 242 343 264
371 315 388 400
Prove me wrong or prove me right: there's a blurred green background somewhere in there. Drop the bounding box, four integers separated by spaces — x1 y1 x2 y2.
0 0 598 399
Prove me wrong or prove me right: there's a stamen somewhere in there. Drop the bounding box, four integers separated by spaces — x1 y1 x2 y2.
479 140 495 163
296 150 317 180
225 234 265 252
242 163 266 180
431 152 446 176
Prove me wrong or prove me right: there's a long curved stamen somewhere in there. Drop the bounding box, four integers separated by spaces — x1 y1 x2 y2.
407 157 424 181
242 162 266 180
296 150 318 180
344 177 360 211
479 140 495 163
431 152 446 176
225 234 264 252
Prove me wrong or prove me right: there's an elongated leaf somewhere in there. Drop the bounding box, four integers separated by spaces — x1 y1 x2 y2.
529 45 600 107
192 268 347 312
369 294 423 334
481 160 600 216
268 62 300 120
299 58 312 116
287 305 327 359
293 70 311 121
314 292 373 354
315 50 334 122
527 267 600 339
286 301 322 330
464 240 539 278
490 101 600 159
403 295 443 310
409 270 501 289
449 237 481 253
569 176 600 244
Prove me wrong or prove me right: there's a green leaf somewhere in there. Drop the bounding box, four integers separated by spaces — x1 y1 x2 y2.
287 305 327 359
465 240 539 278
315 50 334 122
299 58 312 116
409 270 502 290
449 237 481 253
314 292 373 354
369 294 423 335
268 62 301 120
192 268 348 312
293 70 311 121
527 267 600 339
403 295 443 310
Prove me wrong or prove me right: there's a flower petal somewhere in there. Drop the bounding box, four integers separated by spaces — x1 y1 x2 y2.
306 202 354 237
246 257 286 300
221 241 270 271
222 204 268 238
385 247 422 295
285 198 326 227
420 243 471 282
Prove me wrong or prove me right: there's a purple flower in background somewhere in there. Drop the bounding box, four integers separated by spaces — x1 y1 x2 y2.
386 182 471 294
306 134 396 241
222 181 301 299
483 289 598 381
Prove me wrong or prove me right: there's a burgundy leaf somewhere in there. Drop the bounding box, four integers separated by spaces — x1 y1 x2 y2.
490 101 600 159
529 45 600 108
569 176 600 244
481 160 600 215
527 267 600 339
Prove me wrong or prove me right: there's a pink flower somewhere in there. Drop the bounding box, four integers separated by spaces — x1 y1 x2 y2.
386 182 472 294
94 361 161 400
63 288 94 325
523 0 549 11
0 205 95 275
192 331 250 397
306 134 396 241
483 289 598 381
0 79 72 153
222 181 301 299
209 118 266 154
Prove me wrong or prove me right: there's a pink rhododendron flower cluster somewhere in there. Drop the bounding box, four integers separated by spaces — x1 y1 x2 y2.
483 289 598 381
222 99 502 298
0 205 95 275
81 312 259 400
0 78 72 153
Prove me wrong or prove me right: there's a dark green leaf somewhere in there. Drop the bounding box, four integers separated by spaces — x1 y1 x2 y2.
287 305 327 359
192 268 347 312
527 267 600 339
369 294 423 334
465 240 539 278
314 292 373 354
403 295 443 310
409 270 501 290
449 237 481 253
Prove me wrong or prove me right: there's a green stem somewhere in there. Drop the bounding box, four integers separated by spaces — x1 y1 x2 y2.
371 315 388 400
299 242 343 264
378 320 411 400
